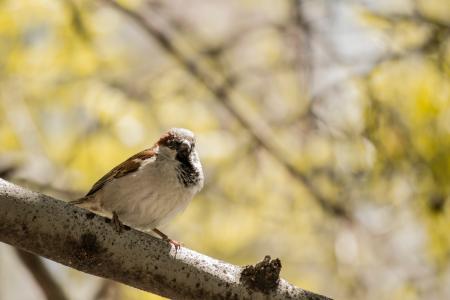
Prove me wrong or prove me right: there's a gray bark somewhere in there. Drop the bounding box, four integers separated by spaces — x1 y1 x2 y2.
0 179 332 300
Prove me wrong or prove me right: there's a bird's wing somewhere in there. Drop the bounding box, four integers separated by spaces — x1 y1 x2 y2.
85 148 157 196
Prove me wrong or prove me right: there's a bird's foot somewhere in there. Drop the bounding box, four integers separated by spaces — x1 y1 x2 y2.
152 228 183 251
166 238 182 251
112 211 123 234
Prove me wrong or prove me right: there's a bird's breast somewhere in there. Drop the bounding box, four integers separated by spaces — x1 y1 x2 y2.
97 158 200 230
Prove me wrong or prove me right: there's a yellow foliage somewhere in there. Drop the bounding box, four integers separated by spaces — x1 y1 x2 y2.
0 0 449 299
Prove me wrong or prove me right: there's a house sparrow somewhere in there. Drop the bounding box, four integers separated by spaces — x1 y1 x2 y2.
72 128 204 248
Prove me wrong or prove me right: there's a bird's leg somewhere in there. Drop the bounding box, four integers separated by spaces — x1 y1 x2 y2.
152 228 182 250
112 211 123 234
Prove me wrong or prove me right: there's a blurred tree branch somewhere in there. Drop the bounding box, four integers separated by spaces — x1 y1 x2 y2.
363 8 450 30
102 0 349 219
15 249 69 300
63 0 91 41
0 179 332 300
94 280 121 300
288 0 313 91
362 7 449 67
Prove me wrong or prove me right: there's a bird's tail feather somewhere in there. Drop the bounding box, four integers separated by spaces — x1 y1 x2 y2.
69 196 109 218
69 196 89 205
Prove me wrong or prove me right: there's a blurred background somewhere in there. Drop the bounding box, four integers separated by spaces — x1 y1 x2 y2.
0 0 449 299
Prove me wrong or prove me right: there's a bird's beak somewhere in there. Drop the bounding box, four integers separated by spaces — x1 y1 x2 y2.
179 140 191 153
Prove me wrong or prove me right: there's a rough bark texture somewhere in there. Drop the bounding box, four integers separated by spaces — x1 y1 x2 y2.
0 179 332 300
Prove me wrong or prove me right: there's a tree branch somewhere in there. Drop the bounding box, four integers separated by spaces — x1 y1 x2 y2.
0 179 332 300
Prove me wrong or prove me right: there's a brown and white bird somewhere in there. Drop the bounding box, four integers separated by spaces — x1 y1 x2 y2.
72 128 204 248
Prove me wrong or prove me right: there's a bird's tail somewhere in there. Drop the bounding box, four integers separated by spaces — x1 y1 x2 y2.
69 196 89 205
68 196 108 217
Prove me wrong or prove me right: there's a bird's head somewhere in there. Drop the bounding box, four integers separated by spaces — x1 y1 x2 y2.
157 128 197 161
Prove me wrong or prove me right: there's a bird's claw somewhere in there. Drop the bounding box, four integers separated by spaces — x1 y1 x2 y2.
166 238 182 251
152 228 182 253
112 211 123 234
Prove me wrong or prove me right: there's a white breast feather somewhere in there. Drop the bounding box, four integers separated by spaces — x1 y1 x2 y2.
91 155 202 231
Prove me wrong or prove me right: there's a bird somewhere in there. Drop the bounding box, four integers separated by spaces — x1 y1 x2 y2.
71 128 204 249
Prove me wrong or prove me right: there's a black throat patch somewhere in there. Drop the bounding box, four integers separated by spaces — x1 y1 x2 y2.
175 153 201 187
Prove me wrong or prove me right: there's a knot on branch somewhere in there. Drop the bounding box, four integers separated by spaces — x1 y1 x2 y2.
240 255 281 294
66 232 105 267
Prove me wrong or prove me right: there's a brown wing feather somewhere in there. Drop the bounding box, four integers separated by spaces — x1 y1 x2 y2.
85 148 156 196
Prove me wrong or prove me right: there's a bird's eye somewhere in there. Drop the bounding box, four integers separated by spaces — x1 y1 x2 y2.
166 140 175 148
168 140 182 149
